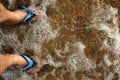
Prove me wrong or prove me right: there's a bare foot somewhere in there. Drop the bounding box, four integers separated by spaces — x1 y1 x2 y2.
0 3 38 25
9 54 47 73
0 54 47 75
3 10 38 25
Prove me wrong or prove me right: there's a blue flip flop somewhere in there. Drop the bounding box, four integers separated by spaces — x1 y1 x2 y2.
18 6 36 23
21 54 36 71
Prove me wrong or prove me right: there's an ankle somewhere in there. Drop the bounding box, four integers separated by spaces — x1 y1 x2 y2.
0 6 10 22
6 11 20 22
13 10 27 22
0 54 13 67
9 54 27 67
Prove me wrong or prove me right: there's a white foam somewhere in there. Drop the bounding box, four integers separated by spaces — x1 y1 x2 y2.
98 24 120 54
8 0 16 8
104 54 112 66
64 42 96 72
104 72 114 80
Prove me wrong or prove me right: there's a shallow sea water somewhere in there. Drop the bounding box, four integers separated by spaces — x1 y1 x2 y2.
1 0 120 80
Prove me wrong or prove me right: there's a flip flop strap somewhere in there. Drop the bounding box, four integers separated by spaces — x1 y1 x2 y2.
20 13 36 23
21 54 36 71
18 6 36 23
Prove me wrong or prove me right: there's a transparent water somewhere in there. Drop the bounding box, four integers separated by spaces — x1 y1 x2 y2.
0 0 120 80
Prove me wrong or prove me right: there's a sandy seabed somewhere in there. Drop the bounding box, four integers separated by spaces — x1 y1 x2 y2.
0 0 120 80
